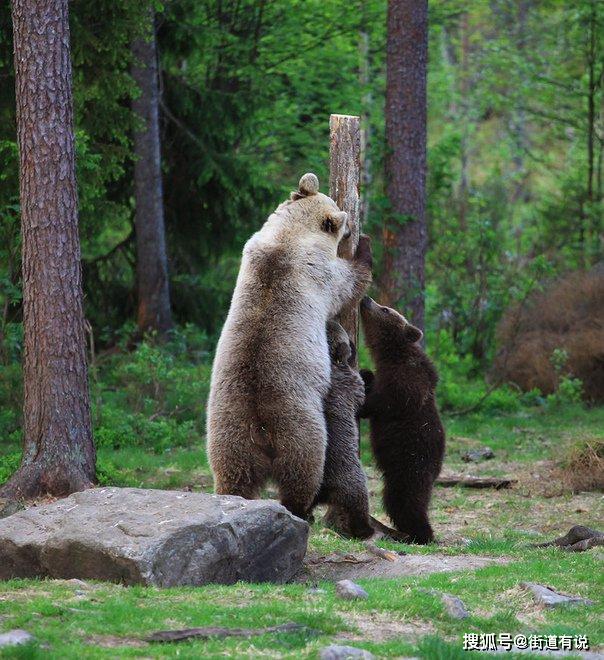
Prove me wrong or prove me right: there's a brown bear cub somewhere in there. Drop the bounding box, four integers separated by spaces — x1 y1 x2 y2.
311 320 373 539
359 297 445 544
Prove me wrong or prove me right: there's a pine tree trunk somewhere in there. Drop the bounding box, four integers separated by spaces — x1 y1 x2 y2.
380 0 428 331
0 0 95 498
132 15 173 337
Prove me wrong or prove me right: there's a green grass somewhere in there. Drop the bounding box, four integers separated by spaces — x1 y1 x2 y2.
18 402 603 495
445 404 604 464
0 550 601 658
1 369 603 657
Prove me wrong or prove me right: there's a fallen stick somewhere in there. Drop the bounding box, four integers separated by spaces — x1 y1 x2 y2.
364 541 400 562
565 537 604 552
533 525 604 552
436 476 517 489
147 623 311 643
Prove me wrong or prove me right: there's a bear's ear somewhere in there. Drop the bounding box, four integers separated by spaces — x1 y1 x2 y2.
321 211 347 235
404 323 423 343
290 172 319 200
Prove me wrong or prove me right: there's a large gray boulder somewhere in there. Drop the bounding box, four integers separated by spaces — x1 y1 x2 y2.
0 487 309 586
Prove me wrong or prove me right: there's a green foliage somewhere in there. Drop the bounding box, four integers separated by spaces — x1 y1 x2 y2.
0 326 210 487
427 328 523 414
546 348 584 407
92 327 211 454
1 0 603 355
0 451 20 486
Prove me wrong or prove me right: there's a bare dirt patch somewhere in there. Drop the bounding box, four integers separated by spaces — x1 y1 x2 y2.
302 551 508 582
336 609 435 643
86 634 148 648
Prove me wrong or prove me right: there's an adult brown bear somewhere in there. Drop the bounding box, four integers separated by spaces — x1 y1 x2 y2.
207 174 372 519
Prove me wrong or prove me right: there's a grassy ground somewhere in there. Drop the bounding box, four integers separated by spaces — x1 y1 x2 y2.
1 404 603 658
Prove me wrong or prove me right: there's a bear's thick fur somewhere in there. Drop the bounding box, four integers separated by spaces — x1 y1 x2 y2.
207 174 372 518
312 320 373 539
360 296 445 544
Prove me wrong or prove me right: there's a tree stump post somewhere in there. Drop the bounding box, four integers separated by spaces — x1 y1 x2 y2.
329 114 362 366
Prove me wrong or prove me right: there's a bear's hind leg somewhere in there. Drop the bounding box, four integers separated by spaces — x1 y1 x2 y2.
214 471 262 500
209 424 270 500
272 422 325 520
383 481 435 544
324 462 373 539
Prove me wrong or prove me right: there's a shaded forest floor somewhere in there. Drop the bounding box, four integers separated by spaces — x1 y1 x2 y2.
1 405 602 658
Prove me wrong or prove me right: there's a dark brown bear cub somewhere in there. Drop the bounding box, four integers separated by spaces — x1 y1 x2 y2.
312 320 374 539
359 297 445 544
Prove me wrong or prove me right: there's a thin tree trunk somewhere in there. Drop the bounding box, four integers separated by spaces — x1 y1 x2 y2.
380 0 428 331
359 2 372 228
1 0 95 498
458 12 470 231
132 13 173 337
510 0 529 205
585 0 596 265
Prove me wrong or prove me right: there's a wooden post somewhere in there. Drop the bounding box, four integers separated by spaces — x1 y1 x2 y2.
329 114 362 366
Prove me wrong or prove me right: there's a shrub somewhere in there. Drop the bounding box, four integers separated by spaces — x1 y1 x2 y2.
559 438 604 493
0 451 21 486
429 328 524 414
545 348 584 407
95 408 199 453
493 268 604 403
103 340 211 426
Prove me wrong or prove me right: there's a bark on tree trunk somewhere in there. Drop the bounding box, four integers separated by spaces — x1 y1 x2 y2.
0 0 95 498
132 14 173 337
380 0 428 331
329 114 362 364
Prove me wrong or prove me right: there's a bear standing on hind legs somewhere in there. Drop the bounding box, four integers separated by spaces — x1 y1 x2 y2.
359 296 445 544
207 174 372 519
311 320 374 539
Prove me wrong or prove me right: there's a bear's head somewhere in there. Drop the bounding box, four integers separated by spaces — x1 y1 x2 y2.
287 173 349 249
326 320 353 366
360 296 422 360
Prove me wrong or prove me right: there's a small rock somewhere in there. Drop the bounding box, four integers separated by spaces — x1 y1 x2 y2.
65 578 90 588
0 499 24 520
320 644 374 659
462 447 494 462
335 579 368 600
420 589 469 619
440 593 469 619
0 629 35 647
521 582 594 608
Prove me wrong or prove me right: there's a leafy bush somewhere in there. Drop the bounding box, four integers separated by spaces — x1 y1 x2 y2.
545 348 584 407
0 451 20 486
90 328 211 454
0 326 212 479
429 329 524 414
95 409 198 453
0 362 22 446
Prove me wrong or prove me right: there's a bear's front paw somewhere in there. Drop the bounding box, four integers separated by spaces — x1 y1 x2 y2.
355 234 373 269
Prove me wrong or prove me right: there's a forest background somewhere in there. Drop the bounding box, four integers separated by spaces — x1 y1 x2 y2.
0 0 602 485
